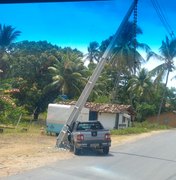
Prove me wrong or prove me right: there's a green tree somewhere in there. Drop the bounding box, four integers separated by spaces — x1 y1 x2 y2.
128 68 154 104
86 41 100 63
166 87 176 110
0 24 21 77
0 24 21 50
0 79 25 124
100 21 150 75
148 36 176 120
128 68 156 121
113 22 149 74
48 47 88 99
98 21 150 103
10 41 61 120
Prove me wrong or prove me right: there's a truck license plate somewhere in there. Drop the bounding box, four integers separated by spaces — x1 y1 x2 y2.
90 144 99 147
92 131 97 136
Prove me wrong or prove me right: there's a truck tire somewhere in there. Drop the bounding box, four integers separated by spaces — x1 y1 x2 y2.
74 144 80 155
103 147 109 155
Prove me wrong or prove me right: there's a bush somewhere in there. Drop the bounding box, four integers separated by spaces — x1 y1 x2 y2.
136 103 156 122
0 99 27 125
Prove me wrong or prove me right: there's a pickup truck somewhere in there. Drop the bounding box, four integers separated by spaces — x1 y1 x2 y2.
68 121 111 155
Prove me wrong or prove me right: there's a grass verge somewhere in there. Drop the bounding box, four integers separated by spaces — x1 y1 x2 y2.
111 121 169 135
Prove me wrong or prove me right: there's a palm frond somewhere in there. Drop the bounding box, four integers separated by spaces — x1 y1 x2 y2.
146 51 164 61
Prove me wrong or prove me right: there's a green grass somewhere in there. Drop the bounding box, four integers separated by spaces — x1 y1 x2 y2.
0 112 46 135
111 121 169 135
0 122 44 136
1 117 170 137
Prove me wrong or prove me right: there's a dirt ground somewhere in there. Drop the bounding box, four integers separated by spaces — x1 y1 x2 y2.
0 130 164 177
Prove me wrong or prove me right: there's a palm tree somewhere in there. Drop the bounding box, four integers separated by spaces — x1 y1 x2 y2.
0 24 21 77
0 24 21 51
99 21 150 103
48 49 88 98
127 68 155 121
128 68 154 106
86 41 100 63
110 21 150 75
148 36 176 121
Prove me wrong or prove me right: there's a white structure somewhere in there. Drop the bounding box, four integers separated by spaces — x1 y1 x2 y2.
59 101 134 130
97 112 131 130
46 104 89 134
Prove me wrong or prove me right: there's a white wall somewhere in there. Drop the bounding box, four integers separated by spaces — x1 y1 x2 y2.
97 112 116 130
77 107 89 122
97 112 131 130
46 104 89 124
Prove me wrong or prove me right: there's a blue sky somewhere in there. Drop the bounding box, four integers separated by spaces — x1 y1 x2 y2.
0 0 176 86
1 0 175 52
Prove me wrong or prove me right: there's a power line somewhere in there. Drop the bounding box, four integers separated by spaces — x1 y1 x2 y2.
150 0 175 38
154 0 174 35
151 0 171 36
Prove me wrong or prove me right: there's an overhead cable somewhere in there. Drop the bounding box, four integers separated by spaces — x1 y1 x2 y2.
151 0 175 38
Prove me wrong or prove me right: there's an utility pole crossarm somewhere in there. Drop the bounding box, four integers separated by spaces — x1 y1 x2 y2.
56 0 138 148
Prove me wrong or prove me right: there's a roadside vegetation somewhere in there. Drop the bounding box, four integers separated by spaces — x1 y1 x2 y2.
111 122 169 135
0 119 45 136
0 21 176 128
0 117 170 137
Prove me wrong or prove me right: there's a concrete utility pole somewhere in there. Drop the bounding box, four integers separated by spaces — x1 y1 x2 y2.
56 0 138 148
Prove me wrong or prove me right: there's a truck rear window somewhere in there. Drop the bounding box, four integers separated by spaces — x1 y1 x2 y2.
76 122 103 131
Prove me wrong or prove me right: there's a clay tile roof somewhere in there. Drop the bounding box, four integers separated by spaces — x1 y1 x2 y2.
58 101 134 115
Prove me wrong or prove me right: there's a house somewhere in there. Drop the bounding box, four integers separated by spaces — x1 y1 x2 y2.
59 101 135 130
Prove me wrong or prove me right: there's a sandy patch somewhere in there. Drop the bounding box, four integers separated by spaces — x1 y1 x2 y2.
0 134 73 177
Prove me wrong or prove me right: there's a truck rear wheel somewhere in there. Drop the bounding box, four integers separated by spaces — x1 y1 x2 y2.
74 144 80 155
103 147 109 155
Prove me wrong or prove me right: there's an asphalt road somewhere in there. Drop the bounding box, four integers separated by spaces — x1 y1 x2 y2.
3 129 176 180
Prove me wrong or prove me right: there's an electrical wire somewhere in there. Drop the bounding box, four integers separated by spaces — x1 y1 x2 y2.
151 0 171 35
150 0 175 38
154 0 174 36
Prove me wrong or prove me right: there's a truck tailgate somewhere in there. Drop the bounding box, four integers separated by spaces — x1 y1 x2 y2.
74 130 109 141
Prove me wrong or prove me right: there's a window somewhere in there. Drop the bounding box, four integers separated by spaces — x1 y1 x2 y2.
76 122 103 131
122 116 126 123
89 111 98 121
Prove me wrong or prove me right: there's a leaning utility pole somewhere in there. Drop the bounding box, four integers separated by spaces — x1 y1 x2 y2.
56 0 138 148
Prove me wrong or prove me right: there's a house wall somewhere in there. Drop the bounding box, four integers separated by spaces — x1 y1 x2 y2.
97 112 131 130
97 112 116 129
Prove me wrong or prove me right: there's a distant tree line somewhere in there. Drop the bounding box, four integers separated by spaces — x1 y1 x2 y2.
0 22 176 123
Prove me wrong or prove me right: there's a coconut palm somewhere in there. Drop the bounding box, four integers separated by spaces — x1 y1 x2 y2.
99 21 150 103
148 36 176 120
127 68 156 121
128 68 154 106
0 24 21 78
110 21 150 75
85 41 100 63
0 24 21 51
48 49 88 98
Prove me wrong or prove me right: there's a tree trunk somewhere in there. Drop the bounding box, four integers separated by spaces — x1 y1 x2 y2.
33 107 39 121
33 112 39 121
157 70 170 123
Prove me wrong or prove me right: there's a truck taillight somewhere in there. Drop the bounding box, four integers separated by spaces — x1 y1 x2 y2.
77 134 84 141
105 133 111 141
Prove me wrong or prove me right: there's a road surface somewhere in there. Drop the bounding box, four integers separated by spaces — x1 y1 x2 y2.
3 129 176 180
